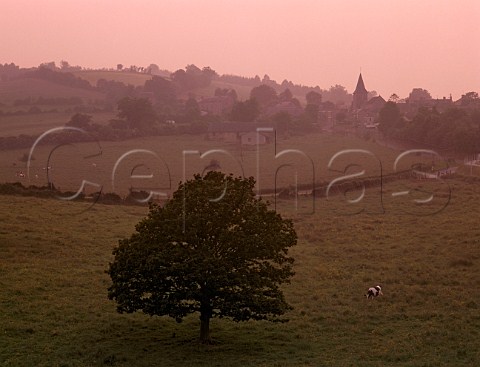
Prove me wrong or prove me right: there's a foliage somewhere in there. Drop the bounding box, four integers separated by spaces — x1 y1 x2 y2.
107 172 297 343
250 84 278 107
460 91 479 106
304 103 319 123
378 101 402 135
171 65 217 92
379 104 480 153
306 90 322 105
117 97 157 131
271 111 292 126
65 113 93 130
230 98 260 122
325 84 351 105
389 93 399 102
184 97 201 122
143 76 177 109
96 78 136 104
25 67 93 90
278 88 293 102
408 88 432 103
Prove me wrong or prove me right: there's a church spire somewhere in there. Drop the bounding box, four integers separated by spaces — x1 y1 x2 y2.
351 73 368 110
354 73 367 94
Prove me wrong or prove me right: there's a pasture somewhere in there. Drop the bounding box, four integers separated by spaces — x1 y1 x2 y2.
72 71 154 87
0 78 104 105
1 175 479 366
0 112 116 138
0 132 431 197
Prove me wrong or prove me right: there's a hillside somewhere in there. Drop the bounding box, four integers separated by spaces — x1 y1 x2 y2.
72 70 268 101
72 70 155 87
0 78 105 104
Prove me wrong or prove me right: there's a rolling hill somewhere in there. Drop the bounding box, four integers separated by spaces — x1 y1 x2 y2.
0 77 105 104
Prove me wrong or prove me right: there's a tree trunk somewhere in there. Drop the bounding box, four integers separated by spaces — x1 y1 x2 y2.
199 313 211 344
199 287 212 344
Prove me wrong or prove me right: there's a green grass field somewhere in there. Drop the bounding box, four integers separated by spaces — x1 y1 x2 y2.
0 112 116 137
1 175 479 366
72 71 154 87
0 132 427 197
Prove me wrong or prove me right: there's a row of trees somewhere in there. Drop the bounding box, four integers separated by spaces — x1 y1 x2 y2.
378 101 480 154
217 73 352 105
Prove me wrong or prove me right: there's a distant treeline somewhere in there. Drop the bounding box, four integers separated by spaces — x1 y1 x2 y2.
1 62 354 106
24 67 94 90
378 102 480 154
13 96 85 106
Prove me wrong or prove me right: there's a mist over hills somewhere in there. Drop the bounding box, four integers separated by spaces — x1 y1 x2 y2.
0 61 354 106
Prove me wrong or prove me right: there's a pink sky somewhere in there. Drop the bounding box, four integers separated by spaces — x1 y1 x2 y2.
1 0 479 99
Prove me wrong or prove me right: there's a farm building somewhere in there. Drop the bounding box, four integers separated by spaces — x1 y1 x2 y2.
206 122 273 145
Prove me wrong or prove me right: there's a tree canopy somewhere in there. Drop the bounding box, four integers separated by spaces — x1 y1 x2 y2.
250 84 278 107
107 172 297 343
117 97 157 131
378 101 402 135
230 98 260 122
408 88 432 102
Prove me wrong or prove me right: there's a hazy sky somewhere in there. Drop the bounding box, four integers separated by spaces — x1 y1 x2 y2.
1 0 479 99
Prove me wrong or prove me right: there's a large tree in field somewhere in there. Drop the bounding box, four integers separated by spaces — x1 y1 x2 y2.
107 172 297 343
117 97 157 131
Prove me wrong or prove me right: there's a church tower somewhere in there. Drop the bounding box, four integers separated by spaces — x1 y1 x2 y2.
351 73 368 110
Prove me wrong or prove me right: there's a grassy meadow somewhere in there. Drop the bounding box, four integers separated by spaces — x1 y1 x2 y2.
71 71 154 88
1 175 479 366
0 132 432 197
0 112 117 138
0 78 104 105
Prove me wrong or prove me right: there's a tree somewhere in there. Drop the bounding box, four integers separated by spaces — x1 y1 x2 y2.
306 91 322 106
60 60 70 70
147 63 160 75
107 172 297 343
230 98 260 122
143 76 177 108
117 64 123 71
305 91 322 124
279 89 293 102
389 93 399 103
66 113 92 130
250 84 278 107
460 91 479 106
325 85 350 104
185 97 201 121
304 103 319 123
202 66 218 81
408 88 432 103
378 101 402 135
117 97 157 131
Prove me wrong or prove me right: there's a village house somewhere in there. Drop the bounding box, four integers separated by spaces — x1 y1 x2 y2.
198 96 235 116
264 100 303 118
206 122 273 145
